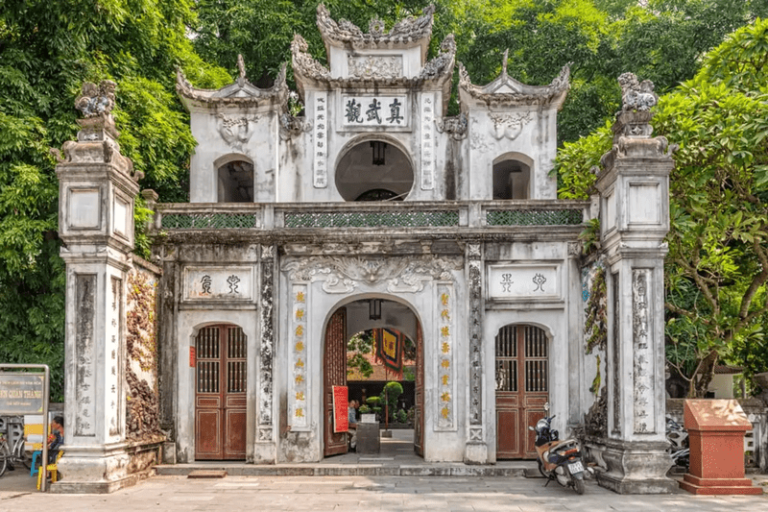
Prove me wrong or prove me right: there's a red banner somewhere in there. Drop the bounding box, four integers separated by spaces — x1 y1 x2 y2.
332 385 348 433
189 347 196 368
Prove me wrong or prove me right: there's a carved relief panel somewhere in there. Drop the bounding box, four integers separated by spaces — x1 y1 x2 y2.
632 269 655 434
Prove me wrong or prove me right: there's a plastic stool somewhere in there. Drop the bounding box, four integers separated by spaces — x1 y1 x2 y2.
30 450 41 476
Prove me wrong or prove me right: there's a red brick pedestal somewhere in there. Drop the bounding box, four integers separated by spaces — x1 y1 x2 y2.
679 399 761 495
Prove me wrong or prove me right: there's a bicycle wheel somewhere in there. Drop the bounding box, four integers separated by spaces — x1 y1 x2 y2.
15 438 31 469
0 441 9 477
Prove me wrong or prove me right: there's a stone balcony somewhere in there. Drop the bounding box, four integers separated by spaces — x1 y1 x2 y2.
149 200 591 244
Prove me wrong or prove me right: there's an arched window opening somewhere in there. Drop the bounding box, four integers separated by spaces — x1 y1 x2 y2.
493 158 530 200
217 160 254 202
335 140 414 201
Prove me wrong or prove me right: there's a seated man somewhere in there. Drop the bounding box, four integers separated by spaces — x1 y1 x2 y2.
347 400 358 451
34 415 64 473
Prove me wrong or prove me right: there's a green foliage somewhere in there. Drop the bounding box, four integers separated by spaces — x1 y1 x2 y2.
590 355 602 394
380 381 404 419
0 0 229 400
358 404 371 414
365 396 381 406
395 409 408 424
585 266 607 354
347 330 374 379
557 18 768 396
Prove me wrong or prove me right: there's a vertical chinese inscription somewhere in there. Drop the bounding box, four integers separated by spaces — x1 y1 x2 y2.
436 284 455 430
258 245 275 440
421 93 435 190
314 93 328 188
468 244 483 426
107 276 122 437
611 272 621 435
290 284 309 429
632 269 655 434
75 274 96 436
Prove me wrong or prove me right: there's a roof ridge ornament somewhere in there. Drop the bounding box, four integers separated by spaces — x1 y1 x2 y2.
458 57 571 108
237 54 247 85
316 3 435 49
176 59 288 108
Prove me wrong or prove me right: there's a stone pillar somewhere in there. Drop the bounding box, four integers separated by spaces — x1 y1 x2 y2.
464 242 488 464
593 73 676 494
53 81 143 493
253 244 277 462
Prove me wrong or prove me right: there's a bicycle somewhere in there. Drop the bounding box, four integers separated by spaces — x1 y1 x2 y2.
0 429 32 477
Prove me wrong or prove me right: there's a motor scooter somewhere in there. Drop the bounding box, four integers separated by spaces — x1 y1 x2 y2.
529 403 590 495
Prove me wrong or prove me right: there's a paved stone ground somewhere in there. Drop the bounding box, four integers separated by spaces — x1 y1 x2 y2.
2 473 767 511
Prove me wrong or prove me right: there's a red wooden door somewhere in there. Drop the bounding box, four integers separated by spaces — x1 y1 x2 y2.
495 325 549 459
414 322 425 457
195 325 247 460
324 308 348 457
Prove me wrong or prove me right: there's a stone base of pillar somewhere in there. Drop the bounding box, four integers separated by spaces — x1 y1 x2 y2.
464 442 488 465
252 442 277 464
50 448 133 494
597 438 676 494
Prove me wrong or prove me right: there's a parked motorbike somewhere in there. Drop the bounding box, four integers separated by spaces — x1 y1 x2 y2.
666 416 689 468
529 404 590 495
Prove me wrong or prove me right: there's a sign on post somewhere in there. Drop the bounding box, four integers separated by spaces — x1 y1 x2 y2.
0 364 50 491
0 374 45 414
332 385 349 433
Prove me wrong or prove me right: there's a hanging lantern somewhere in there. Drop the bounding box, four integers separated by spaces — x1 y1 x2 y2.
371 141 387 166
369 298 382 320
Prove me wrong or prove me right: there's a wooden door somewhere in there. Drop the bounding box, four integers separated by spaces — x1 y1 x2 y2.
195 325 247 460
495 325 549 459
414 322 424 456
324 308 347 457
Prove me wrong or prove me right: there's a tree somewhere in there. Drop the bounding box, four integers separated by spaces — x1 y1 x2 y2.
347 330 374 379
0 0 229 400
555 19 768 396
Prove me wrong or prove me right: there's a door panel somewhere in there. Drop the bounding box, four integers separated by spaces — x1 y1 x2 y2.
495 325 549 459
195 325 247 460
324 308 348 457
414 322 424 457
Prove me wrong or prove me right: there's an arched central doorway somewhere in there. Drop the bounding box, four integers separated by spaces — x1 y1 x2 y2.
323 298 424 458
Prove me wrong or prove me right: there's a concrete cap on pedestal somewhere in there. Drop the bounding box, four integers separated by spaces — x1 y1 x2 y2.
684 399 751 431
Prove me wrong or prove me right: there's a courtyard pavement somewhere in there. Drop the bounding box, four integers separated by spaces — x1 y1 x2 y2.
1 472 767 511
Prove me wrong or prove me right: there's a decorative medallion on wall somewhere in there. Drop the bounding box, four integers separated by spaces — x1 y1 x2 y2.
421 93 435 190
469 118 489 153
313 92 328 188
216 114 260 152
182 267 253 301
632 269 655 434
489 112 531 140
289 284 309 430
436 283 456 431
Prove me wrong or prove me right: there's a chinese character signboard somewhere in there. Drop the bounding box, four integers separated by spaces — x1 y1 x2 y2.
0 373 45 414
341 95 409 129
